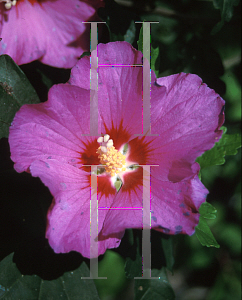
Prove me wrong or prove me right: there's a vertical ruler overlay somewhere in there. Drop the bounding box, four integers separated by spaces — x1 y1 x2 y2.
135 21 160 279
134 165 159 280
82 21 160 280
135 21 159 136
81 22 107 280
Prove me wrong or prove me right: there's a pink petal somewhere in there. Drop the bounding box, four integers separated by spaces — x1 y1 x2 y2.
29 159 121 258
150 72 225 181
150 174 208 235
8 40 226 256
100 181 143 235
9 84 92 172
102 172 207 236
70 41 166 136
0 0 103 68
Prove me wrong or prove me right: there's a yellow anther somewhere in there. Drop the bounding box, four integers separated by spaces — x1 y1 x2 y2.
96 141 126 176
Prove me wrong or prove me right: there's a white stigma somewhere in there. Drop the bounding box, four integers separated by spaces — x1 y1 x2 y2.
107 139 113 148
97 136 104 143
103 134 110 143
97 134 113 153
1 0 17 9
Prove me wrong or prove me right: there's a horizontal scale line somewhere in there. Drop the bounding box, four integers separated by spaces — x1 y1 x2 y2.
98 207 143 210
98 64 143 67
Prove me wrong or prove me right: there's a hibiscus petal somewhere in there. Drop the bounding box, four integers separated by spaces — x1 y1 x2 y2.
100 182 143 235
9 84 91 172
30 159 122 258
150 174 208 235
70 42 167 136
150 73 225 181
0 0 102 67
101 172 207 236
8 40 225 257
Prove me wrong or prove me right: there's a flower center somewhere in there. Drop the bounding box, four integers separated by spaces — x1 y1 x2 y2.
1 0 17 9
1 0 38 9
96 134 126 177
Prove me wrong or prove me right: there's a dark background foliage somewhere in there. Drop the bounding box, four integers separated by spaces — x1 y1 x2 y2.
0 0 241 299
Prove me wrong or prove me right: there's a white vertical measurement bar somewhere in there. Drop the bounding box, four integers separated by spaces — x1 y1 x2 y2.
82 21 106 136
142 165 151 278
81 22 107 280
135 21 159 137
82 165 107 279
142 22 151 136
90 22 99 136
88 23 113 276
89 165 98 277
135 165 159 280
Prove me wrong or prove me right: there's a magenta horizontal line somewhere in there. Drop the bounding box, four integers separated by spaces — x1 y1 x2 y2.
133 134 160 136
98 207 143 210
82 164 103 166
139 165 159 167
81 164 159 166
98 64 143 67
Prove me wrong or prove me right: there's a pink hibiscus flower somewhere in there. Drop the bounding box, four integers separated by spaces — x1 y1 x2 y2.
9 41 225 258
0 0 103 68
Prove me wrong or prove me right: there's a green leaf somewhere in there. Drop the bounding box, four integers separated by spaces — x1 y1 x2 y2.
0 253 100 300
127 228 134 246
36 68 53 90
124 231 174 276
138 25 160 76
124 21 136 44
221 70 241 121
124 236 142 279
151 45 160 77
124 231 175 299
0 55 40 139
137 24 143 53
80 51 91 59
195 217 220 248
196 127 241 169
212 0 240 34
98 1 136 43
161 237 174 273
94 251 127 299
199 202 218 220
134 268 175 300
